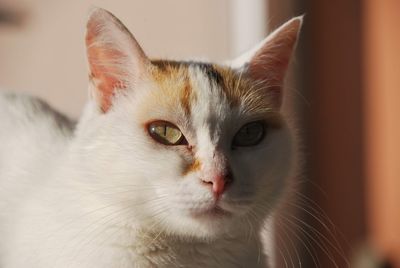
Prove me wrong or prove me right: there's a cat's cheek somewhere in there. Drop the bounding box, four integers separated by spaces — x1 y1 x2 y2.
228 138 291 199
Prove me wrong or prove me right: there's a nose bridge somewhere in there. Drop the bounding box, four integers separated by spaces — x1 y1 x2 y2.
211 149 228 174
195 113 230 175
197 144 229 179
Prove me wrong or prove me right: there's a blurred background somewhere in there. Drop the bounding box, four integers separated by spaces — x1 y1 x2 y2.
0 0 399 267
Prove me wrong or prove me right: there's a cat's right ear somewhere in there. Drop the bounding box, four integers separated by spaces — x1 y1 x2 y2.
229 16 303 109
86 8 149 112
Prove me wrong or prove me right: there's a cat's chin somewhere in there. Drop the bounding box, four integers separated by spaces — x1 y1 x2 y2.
167 206 241 239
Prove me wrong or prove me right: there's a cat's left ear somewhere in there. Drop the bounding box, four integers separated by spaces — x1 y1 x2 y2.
86 8 150 112
230 16 303 108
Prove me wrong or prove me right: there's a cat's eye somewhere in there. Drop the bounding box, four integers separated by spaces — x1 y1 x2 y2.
232 121 266 147
148 121 187 146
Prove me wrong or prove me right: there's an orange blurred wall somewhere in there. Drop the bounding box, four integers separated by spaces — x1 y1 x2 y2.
364 0 400 266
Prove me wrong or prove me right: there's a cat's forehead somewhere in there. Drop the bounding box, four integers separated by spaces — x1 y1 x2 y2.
147 60 275 120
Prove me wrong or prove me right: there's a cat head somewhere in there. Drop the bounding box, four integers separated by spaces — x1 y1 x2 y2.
77 8 301 239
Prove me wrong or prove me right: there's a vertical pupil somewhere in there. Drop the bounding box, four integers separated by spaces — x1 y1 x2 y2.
148 122 185 146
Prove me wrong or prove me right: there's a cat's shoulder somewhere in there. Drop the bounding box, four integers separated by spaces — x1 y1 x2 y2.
0 91 75 136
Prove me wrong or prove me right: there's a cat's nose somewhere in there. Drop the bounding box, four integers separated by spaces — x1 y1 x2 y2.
201 171 233 199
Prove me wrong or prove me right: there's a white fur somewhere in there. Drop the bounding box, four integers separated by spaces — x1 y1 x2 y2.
0 74 292 268
0 8 300 268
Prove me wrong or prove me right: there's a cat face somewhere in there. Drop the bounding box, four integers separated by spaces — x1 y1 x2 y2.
78 8 301 239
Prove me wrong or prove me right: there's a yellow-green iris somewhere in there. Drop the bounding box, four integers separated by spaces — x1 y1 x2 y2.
148 121 185 145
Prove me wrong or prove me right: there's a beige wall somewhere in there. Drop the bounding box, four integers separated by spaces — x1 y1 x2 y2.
1 0 268 118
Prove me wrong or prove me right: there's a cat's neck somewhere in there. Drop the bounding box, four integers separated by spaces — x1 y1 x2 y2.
125 227 267 267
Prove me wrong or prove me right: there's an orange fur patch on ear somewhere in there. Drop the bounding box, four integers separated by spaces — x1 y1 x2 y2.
182 158 201 176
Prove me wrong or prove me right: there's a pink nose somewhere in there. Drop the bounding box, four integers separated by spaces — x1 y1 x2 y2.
201 172 233 198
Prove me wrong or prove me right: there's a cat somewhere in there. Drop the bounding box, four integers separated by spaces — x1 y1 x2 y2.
0 7 302 268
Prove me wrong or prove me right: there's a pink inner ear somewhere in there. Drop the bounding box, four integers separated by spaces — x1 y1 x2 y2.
85 9 147 113
87 44 128 112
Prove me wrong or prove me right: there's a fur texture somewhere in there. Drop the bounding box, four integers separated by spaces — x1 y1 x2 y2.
0 8 302 268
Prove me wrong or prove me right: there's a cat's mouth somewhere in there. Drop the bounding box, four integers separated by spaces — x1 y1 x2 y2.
189 205 232 219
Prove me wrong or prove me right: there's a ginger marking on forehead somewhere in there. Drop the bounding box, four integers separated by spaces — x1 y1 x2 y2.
181 78 193 116
213 65 244 107
213 65 281 114
197 63 225 88
150 60 195 116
